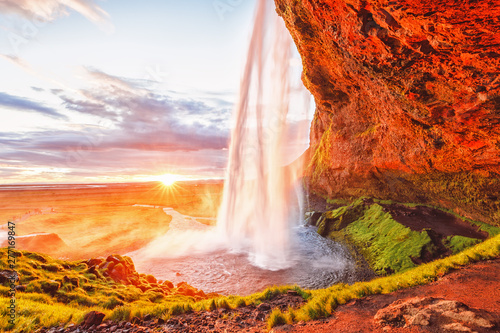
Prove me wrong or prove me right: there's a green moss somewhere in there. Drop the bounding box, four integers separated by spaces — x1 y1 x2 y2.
319 199 499 275
318 199 367 236
445 236 482 254
308 124 335 184
348 204 432 274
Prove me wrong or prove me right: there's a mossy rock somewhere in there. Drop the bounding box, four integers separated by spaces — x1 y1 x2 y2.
145 274 157 284
317 199 492 275
317 200 367 236
40 280 60 294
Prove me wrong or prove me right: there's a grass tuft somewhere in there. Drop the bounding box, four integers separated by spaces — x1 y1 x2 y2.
267 308 287 329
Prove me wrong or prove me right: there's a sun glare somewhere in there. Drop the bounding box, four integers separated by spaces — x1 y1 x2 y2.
158 173 179 186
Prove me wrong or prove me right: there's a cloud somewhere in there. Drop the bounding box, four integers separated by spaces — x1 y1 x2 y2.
0 0 113 32
0 91 68 119
0 67 232 182
52 68 231 152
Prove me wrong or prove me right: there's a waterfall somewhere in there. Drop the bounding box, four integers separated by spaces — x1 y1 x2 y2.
217 0 305 270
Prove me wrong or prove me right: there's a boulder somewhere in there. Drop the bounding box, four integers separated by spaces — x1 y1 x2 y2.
82 311 105 328
374 297 497 331
0 270 19 284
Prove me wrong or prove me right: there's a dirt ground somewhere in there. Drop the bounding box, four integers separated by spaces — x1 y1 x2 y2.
274 258 500 333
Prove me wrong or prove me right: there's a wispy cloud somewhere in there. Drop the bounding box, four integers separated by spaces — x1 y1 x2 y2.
0 67 232 183
54 68 231 152
0 0 112 32
0 91 68 119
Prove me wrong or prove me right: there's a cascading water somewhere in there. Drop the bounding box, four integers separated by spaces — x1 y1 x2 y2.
216 0 303 270
130 0 359 295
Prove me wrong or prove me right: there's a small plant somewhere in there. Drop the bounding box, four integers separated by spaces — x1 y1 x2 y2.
233 298 246 308
169 303 185 316
108 306 131 322
267 308 287 329
216 298 231 309
103 297 123 309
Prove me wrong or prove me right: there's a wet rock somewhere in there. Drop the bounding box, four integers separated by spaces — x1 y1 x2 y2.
305 211 323 226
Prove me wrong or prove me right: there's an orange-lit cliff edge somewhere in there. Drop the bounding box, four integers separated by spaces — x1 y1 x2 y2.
275 0 500 225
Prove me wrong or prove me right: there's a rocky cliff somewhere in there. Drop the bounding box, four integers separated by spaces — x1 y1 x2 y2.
276 0 500 224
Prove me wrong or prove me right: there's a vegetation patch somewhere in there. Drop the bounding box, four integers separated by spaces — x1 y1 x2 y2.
0 249 310 332
315 198 497 275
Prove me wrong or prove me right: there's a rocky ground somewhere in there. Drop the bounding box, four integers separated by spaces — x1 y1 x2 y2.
37 258 500 333
36 290 305 333
273 258 500 333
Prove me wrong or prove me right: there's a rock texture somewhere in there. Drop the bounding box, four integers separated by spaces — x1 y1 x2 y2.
275 0 500 224
84 255 212 301
374 297 497 331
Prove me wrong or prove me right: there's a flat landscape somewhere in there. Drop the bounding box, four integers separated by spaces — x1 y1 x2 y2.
0 181 223 259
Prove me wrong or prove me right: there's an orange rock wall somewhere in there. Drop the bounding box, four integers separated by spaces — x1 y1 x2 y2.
275 0 500 223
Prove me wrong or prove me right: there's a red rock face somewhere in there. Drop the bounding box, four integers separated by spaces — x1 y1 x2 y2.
275 0 500 224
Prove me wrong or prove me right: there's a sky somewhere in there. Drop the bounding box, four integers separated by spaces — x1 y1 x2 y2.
0 0 312 184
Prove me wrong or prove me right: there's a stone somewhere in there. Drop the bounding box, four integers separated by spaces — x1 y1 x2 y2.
106 255 121 264
0 270 19 284
15 284 26 292
131 316 142 325
86 258 103 268
256 303 271 312
441 323 472 332
82 311 105 328
375 297 496 331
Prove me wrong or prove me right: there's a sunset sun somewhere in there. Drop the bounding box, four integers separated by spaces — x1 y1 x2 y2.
158 173 179 186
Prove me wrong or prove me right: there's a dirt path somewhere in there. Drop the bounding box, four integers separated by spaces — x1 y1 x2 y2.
275 258 500 333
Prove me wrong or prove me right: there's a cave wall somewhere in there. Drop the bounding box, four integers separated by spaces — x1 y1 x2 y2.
275 0 500 224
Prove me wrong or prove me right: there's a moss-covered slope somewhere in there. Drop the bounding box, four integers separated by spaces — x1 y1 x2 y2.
313 198 500 274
